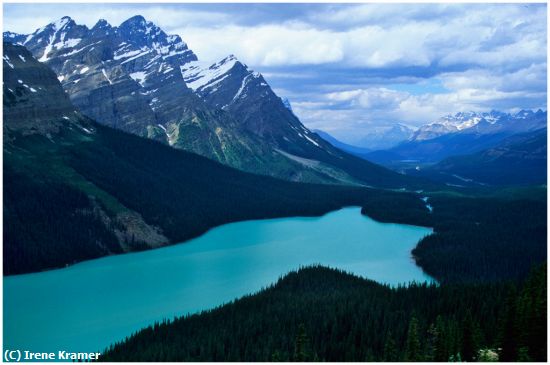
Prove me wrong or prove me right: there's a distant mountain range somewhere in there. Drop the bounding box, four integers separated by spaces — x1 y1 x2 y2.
410 128 547 186
410 110 546 142
4 15 421 188
317 110 546 160
360 110 546 166
313 109 547 185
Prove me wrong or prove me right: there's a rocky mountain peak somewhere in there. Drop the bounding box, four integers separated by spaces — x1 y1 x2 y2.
3 17 411 187
41 16 76 34
119 15 147 28
90 19 113 37
515 109 535 119
221 54 237 63
91 19 112 30
118 15 162 43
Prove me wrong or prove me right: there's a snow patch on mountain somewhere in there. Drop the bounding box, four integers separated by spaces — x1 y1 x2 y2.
180 55 239 91
53 38 81 50
113 49 142 61
101 69 112 85
37 16 73 62
129 71 148 86
3 55 14 68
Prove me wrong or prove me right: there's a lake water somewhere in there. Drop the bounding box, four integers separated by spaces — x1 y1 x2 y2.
4 207 433 356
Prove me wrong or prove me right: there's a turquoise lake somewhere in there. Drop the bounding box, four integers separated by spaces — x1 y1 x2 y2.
4 207 433 355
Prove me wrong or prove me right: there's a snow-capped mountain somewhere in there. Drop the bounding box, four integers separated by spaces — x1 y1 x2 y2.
5 16 199 139
181 54 316 144
410 110 545 141
4 15 415 188
366 109 547 165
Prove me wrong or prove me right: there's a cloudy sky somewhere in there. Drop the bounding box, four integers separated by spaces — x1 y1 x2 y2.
3 3 547 143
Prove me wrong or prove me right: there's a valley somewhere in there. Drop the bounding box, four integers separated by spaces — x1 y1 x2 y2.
2 6 547 363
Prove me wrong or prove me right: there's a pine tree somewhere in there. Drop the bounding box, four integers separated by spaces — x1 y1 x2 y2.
383 332 398 362
425 322 438 361
433 315 449 361
294 323 311 361
461 311 481 361
404 316 422 361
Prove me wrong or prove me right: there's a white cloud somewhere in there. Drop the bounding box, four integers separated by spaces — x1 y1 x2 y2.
293 73 546 143
2 4 231 34
3 3 546 141
173 23 346 66
175 4 545 73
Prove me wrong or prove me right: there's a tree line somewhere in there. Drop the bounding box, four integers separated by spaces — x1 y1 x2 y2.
102 264 546 362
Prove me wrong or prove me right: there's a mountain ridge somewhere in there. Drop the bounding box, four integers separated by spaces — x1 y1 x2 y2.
364 110 547 166
411 110 546 142
4 15 422 188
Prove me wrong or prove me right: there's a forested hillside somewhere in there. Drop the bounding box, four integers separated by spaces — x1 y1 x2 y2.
5 121 433 275
102 265 546 362
411 192 547 283
416 129 547 186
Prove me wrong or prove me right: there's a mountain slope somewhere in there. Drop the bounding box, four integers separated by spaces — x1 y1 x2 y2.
4 16 422 188
413 129 547 186
180 52 421 187
3 42 430 274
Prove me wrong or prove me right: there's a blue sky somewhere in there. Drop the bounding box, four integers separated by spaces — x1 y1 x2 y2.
4 3 547 143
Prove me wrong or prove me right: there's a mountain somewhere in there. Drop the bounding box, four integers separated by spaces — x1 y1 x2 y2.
356 123 415 150
409 110 545 142
412 128 547 186
314 130 371 155
177 49 416 187
4 16 420 189
4 42 431 274
366 110 547 166
410 111 496 141
366 131 512 167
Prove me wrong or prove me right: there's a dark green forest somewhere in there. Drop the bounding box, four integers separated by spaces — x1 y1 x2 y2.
102 264 546 362
66 123 429 244
4 122 431 275
4 166 122 273
358 187 546 284
411 192 547 283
